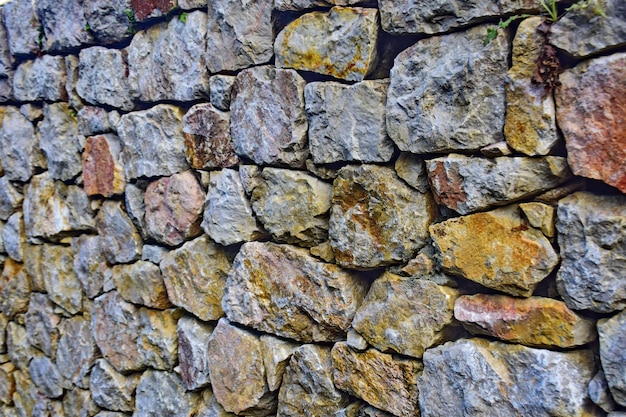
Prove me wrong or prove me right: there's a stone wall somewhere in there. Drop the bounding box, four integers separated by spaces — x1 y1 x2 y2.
0 0 624 416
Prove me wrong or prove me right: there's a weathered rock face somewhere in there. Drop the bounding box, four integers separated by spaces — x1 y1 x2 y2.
111 261 171 309
97 201 143 265
13 55 67 102
588 370 617 413
519 202 556 238
209 75 236 112
0 107 44 182
230 66 308 167
56 316 99 389
3 212 25 262
62 388 100 417
260 334 299 392
130 0 176 21
275 7 379 81
137 307 181 371
83 0 134 44
223 242 369 342
37 0 94 51
1 0 41 56
206 0 273 72
430 205 559 297
0 259 30 319
386 24 509 154
24 293 60 359
0 177 22 221
83 134 126 197
39 102 84 181
160 235 231 321
332 343 422 417
330 165 435 268
556 192 626 313
7 321 36 370
133 370 199 417
90 358 140 412
556 53 626 192
425 155 571 214
42 245 84 315
72 235 106 299
29 354 67 398
177 316 214 391
419 338 601 417
598 310 626 407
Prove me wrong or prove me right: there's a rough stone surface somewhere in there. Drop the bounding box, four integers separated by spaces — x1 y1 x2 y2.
556 192 626 313
25 293 60 359
394 154 429 193
111 261 171 309
332 343 422 417
431 205 559 297
195 389 238 417
210 75 236 112
62 388 100 417
124 183 147 237
275 7 379 81
39 103 83 181
206 0 273 72
7 322 36 371
42 245 84 315
0 259 30 319
352 272 460 358
13 56 67 102
29 354 66 399
206 319 275 416
598 310 626 406
556 53 626 192
56 316 99 389
83 0 134 44
12 368 40 417
386 24 509 154
144 171 204 247
230 66 308 167
90 358 139 412
419 338 602 417
260 334 298 392
130 0 176 21
137 307 181 371
37 0 94 52
72 235 106 299
1 0 41 56
0 177 22 221
0 361 15 405
223 242 369 342
202 169 265 246
0 106 44 182
520 202 556 238
251 168 332 247
330 165 435 268
97 201 142 264
118 105 189 180
3 213 25 262
177 316 214 391
275 0 369 10
589 370 618 413
22 244 45 292
160 235 231 321
83 134 126 197
128 12 209 102
77 106 113 136
426 155 571 215
133 370 199 417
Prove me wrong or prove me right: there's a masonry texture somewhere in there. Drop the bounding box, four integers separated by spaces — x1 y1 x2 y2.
0 0 624 416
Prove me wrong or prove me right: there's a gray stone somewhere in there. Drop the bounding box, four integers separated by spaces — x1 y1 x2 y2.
0 76 12 103
1 0 42 56
177 316 215 391
239 164 262 195
179 0 207 9
29 355 66 398
7 322 36 371
206 0 273 72
111 261 171 309
0 312 7 353
260 334 299 392
56 316 99 389
90 359 140 412
346 328 368 351
19 104 43 121
419 338 602 417
598 310 626 406
394 153 429 193
0 16 15 77
39 103 84 181
0 107 44 182
12 368 41 417
97 201 142 264
72 235 106 299
124 183 147 237
118 105 189 180
62 388 101 417
140 244 167 264
481 141 514 157
3 213 25 262
134 370 199 417
0 177 23 221
0 259 30 319
37 0 94 52
65 53 83 111
210 75 236 112
42 245 84 315
25 293 61 359
386 24 509 154
136 307 181 371
588 370 617 413
13 56 67 102
77 47 134 111
77 107 113 136
556 192 626 313
274 0 370 10
305 80 393 163
84 0 134 45
94 412 130 417
230 66 308 167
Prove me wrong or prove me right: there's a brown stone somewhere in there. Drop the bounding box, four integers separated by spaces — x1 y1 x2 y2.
137 307 181 371
0 361 15 405
131 0 176 21
0 259 30 319
42 245 84 315
111 261 172 309
83 134 126 197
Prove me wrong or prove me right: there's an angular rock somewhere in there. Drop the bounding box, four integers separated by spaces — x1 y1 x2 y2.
13 56 67 102
94 412 130 417
431 205 559 297
160 235 231 321
419 338 602 417
130 0 176 21
124 183 147 237
83 0 134 44
332 343 422 417
386 24 509 153
202 169 265 246
3 213 25 262
206 0 273 72
179 0 207 9
12 369 40 417
182 103 238 170
0 106 44 182
426 155 571 215
260 335 299 392
90 359 140 412
0 177 22 221
330 165 435 268
83 134 125 197
251 168 332 247
275 7 379 81
77 47 134 111
37 0 94 51
346 328 368 351
144 171 204 246
39 102 84 181
1 0 42 56
19 104 43 122
0 259 30 319
394 153 429 193
111 261 171 309
72 235 106 299
141 244 167 264
25 293 61 358
223 242 368 342
118 105 188 180
6 322 36 370
137 307 181 371
42 245 84 315
177 316 215 391
134 370 199 417
29 355 66 398
589 370 618 413
230 66 308 167
77 106 113 136
519 202 555 238
455 294 597 348
62 388 101 417
481 141 514 157
65 53 83 110
598 309 626 406
556 53 626 192
0 361 15 405
97 201 142 264
195 389 238 417
274 0 368 10
0 312 6 352
209 75 236 112
23 245 46 291
56 316 99 389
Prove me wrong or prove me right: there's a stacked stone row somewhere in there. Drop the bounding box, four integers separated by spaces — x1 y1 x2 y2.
0 0 624 416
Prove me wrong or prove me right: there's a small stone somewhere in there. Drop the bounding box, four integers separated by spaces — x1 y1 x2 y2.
275 7 379 81
480 141 514 157
0 106 44 182
83 135 125 197
28 355 66 398
13 56 67 102
0 361 15 405
83 0 135 44
305 159 339 180
195 389 238 417
140 244 168 264
65 54 83 111
137 307 181 371
0 259 29 319
206 0 273 72
144 171 204 247
7 322 36 370
131 0 176 21
97 201 142 264
62 388 100 417
22 244 45 292
179 0 207 9
346 328 368 351
430 205 559 297
90 359 140 412
133 370 199 417
39 102 84 181
260 334 299 392
394 153 429 193
239 165 262 195
210 75 236 112
519 202 555 238
111 261 171 309
25 293 61 359
37 0 93 51
0 312 7 352
160 235 231 321
588 370 617 413
0 178 22 222
309 241 335 263
3 213 25 262
177 316 215 391
19 104 42 122
332 343 421 417
77 107 112 136
42 245 84 315
72 235 106 299
12 369 40 417
124 183 147 237
598 310 626 406
1 0 42 56
56 316 99 389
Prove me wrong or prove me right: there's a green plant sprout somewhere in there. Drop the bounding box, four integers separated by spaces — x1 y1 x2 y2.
84 22 91 31
179 12 187 23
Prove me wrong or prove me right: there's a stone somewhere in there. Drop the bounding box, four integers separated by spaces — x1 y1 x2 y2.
419 338 602 417
77 47 134 111
251 168 332 247
179 0 207 9
140 244 167 264
598 310 626 406
0 312 7 352
1 0 42 56
0 177 22 221
330 164 435 268
83 0 134 44
210 75 236 112
77 107 113 136
223 242 368 343
589 370 618 413
3 213 25 262
13 56 67 102
12 369 40 417
426 155 571 215
97 201 142 264
394 153 429 193
0 259 29 319
346 328 368 351
206 319 275 416
42 245 84 315
0 106 44 182
275 7 379 82
134 370 199 417
332 343 422 417
556 192 626 312
90 359 140 412
551 0 626 58
62 388 100 417
37 0 94 51
65 54 83 111
111 261 171 309
202 169 265 246
556 53 626 192
19 104 43 122
177 316 214 391
83 135 125 197
206 0 273 72
455 294 597 348
56 316 99 389
144 171 204 246
124 183 147 237
274 0 369 10
137 307 181 371
519 202 555 238
128 12 209 102
230 66 308 167
72 235 106 299
182 103 238 170
130 0 176 21
94 412 130 417
7 322 36 371
195 389 237 417
278 344 349 417
160 235 231 321
481 141 514 157
29 355 66 398
239 165 262 195
39 103 84 181
386 24 509 154
310 241 335 263
260 334 299 392
118 105 189 180
431 205 559 297
25 293 61 358
352 272 460 358
0 361 15 405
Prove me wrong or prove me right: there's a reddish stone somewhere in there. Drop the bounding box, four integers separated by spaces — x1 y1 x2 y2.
132 0 176 21
82 135 125 197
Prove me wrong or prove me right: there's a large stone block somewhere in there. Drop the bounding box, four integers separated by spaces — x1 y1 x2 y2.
72 235 106 299
37 0 94 51
82 134 126 197
97 201 142 265
0 106 44 182
39 103 84 181
56 316 99 389
134 370 199 417
42 245 84 315
13 55 67 102
137 307 181 371
29 354 67 398
111 261 171 309
24 293 60 359
1 0 42 56
598 310 626 407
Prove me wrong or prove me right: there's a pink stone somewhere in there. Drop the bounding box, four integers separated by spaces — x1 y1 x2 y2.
82 134 125 197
